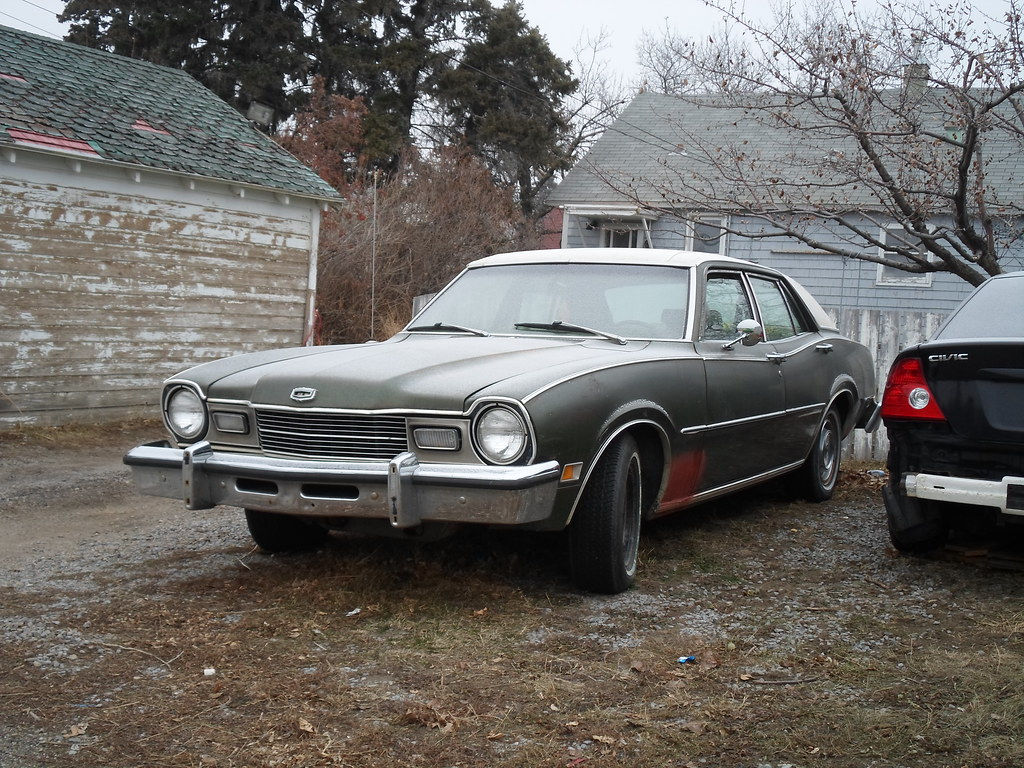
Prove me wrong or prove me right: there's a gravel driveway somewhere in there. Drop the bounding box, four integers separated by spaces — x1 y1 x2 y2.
1 424 1022 768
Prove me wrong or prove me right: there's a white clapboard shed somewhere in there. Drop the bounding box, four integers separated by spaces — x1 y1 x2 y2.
0 25 341 427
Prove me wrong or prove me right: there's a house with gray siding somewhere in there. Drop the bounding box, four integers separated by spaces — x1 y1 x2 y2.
546 91 1024 318
0 26 341 427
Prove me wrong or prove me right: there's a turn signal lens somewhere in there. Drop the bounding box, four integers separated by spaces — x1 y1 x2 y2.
413 427 461 451
881 358 946 421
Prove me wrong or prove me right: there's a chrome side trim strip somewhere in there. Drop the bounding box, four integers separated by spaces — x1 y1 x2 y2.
789 402 827 415
675 459 805 508
679 402 825 435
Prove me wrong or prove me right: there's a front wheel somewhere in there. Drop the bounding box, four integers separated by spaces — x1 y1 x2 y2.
794 407 841 501
245 509 327 553
569 434 643 594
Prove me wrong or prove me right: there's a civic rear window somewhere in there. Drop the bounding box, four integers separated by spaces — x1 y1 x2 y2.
937 276 1024 339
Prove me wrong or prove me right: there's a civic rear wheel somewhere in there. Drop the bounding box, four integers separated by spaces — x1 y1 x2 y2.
882 486 948 554
569 434 643 594
245 509 327 553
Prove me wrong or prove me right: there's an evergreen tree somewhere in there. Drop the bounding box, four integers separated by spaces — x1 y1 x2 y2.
433 1 576 214
60 0 307 129
308 0 484 165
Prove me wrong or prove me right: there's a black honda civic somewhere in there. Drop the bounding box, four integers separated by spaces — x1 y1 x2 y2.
881 271 1024 552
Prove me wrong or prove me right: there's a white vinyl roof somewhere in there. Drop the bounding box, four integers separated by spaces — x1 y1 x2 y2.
468 247 751 269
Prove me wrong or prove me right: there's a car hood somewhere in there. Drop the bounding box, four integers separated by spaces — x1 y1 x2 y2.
197 334 645 411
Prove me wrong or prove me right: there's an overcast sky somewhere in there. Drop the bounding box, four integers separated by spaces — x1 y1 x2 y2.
0 0 1015 85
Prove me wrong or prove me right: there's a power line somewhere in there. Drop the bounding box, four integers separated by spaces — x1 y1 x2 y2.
16 0 64 19
432 45 674 158
4 0 669 164
0 9 60 37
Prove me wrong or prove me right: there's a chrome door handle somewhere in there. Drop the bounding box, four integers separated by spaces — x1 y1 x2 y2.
766 353 786 364
815 343 834 353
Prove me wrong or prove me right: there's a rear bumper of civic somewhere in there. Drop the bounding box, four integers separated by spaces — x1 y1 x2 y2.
124 441 562 528
903 472 1024 516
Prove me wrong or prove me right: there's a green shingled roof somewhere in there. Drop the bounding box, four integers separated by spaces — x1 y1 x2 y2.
0 25 340 200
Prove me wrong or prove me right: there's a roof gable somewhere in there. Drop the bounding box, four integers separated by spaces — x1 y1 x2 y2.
0 25 339 200
548 90 1024 211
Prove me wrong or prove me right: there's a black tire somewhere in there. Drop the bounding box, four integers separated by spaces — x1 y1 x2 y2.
244 509 327 553
794 407 842 502
882 485 948 553
569 434 643 594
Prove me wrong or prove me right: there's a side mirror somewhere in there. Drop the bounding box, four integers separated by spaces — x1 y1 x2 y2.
723 319 764 349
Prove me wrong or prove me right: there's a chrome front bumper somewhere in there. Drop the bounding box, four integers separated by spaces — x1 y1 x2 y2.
124 441 562 528
904 473 1024 516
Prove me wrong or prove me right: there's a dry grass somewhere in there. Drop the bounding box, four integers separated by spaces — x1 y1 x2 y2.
0 417 162 450
2 471 1023 767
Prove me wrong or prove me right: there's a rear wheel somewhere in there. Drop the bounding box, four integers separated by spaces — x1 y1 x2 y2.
882 486 948 553
245 509 327 553
569 434 643 594
794 407 841 501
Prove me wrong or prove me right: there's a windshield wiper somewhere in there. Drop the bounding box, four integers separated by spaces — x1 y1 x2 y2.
514 320 627 346
407 321 490 337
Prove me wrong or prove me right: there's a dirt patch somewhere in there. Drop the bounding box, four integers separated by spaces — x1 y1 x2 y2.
1 431 1022 768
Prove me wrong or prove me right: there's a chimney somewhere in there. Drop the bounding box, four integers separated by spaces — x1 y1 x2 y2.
903 42 929 101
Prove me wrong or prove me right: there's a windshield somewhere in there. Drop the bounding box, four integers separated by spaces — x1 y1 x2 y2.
937 275 1024 339
409 263 691 339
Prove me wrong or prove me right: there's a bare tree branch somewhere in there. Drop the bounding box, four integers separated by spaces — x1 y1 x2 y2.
594 0 1024 286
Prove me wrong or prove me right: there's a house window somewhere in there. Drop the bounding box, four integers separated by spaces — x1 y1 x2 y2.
688 215 726 254
599 223 649 248
877 227 933 287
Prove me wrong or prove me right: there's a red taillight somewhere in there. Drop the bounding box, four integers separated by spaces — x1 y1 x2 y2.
881 357 946 421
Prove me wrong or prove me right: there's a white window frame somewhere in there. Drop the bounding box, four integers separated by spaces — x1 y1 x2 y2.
876 226 933 287
686 214 728 255
598 220 651 248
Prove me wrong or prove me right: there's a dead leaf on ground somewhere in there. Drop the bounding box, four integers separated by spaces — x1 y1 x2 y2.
63 723 88 738
297 717 315 734
401 702 456 734
591 734 615 744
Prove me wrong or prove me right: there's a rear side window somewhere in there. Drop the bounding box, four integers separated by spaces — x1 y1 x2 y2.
938 276 1024 339
749 276 805 341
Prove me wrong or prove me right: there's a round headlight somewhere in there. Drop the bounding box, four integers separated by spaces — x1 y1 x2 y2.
166 387 207 440
474 406 528 465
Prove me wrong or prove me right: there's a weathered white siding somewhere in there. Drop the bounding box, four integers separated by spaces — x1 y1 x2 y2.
0 150 322 427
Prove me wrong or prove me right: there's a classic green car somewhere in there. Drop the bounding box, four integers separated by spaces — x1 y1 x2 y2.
125 249 877 593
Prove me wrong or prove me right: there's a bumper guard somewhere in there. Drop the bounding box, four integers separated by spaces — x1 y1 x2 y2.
124 441 562 528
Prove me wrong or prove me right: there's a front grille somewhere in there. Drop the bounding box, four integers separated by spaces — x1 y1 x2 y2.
255 409 408 461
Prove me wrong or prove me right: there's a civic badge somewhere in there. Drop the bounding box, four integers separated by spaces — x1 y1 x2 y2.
290 387 317 402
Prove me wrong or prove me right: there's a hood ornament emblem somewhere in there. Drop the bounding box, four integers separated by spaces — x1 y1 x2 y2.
290 387 317 402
